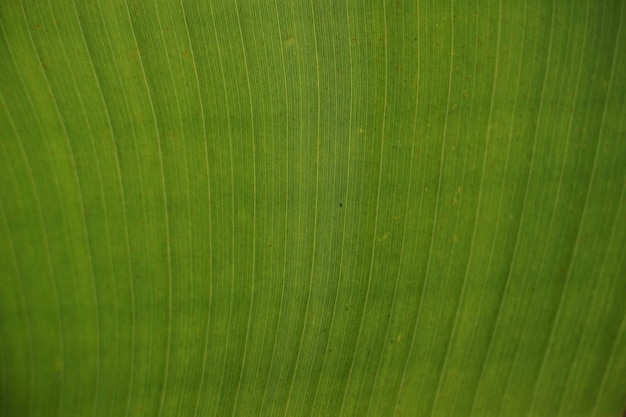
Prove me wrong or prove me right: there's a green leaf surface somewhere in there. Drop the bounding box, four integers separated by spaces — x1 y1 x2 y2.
1 0 625 416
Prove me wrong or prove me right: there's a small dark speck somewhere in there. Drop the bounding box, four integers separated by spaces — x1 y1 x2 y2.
339 203 343 207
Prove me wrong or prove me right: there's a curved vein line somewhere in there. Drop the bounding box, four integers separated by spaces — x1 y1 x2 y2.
36 7 104 413
364 3 417 416
579 15 626 408
115 3 154 415
90 2 137 414
257 0 289 412
491 0 557 413
338 1 389 415
394 0 455 413
150 3 182 414
124 3 172 415
0 149 35 417
33 0 102 413
231 0 258 413
526 1 593 413
0 35 61 417
424 2 474 417
152 3 200 415
428 2 502 416
18 1 104 414
282 1 321 414
385 4 430 414
177 2 213 417
69 2 135 413
309 1 354 414
206 1 236 415
465 0 528 415
588 187 626 416
0 63 64 417
557 6 626 415
567 181 626 417
552 3 625 415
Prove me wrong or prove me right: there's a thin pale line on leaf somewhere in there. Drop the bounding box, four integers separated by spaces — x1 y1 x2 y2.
395 0 456 413
590 256 626 417
117 2 157 414
136 4 177 416
426 0 479 414
283 1 321 414
18 0 104 413
171 0 210 414
30 0 103 413
231 0 258 414
237 0 274 403
69 1 134 413
430 2 503 417
526 0 594 414
124 3 173 416
258 0 290 411
1 19 65 417
562 4 626 414
588 183 626 417
365 3 420 415
0 164 35 417
205 1 237 415
494 0 557 413
38 12 105 397
554 7 623 413
176 1 213 416
464 0 528 414
580 70 626 417
338 1 388 415
309 1 354 413
557 107 626 416
501 2 584 414
562 175 625 417
88 2 140 414
306 3 344 413
386 4 431 414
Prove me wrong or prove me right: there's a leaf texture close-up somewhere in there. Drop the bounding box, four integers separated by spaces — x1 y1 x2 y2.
1 0 625 416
